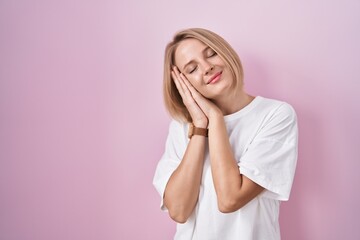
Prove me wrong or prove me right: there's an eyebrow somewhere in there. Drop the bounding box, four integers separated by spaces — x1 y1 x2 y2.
182 46 212 71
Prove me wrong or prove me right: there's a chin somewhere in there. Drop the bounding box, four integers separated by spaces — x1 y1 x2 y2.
207 84 233 99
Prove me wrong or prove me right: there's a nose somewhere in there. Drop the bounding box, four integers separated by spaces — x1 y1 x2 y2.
203 61 214 75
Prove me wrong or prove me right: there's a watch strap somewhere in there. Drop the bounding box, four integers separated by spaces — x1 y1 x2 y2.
188 123 208 138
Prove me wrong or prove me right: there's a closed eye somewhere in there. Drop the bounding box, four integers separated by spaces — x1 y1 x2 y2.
207 48 217 58
189 66 198 74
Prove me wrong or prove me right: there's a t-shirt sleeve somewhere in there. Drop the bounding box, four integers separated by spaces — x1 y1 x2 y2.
239 103 298 201
153 120 187 211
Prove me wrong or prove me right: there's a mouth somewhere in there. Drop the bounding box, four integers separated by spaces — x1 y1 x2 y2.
207 72 222 84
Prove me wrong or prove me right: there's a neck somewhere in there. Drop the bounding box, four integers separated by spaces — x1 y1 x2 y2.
212 89 255 116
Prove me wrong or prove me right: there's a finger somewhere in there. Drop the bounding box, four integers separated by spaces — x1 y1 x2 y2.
173 67 193 100
179 73 203 101
172 66 184 88
173 68 210 122
178 73 216 115
172 67 198 97
171 70 185 97
173 65 181 75
172 66 183 81
172 69 197 108
171 68 190 102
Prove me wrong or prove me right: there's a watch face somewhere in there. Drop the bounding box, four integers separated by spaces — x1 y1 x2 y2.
188 123 194 138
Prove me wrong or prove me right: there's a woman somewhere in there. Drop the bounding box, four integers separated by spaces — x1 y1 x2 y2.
153 28 298 240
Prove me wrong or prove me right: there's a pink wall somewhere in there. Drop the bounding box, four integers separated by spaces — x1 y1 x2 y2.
1 0 359 239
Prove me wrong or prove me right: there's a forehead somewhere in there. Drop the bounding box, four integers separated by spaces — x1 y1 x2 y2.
174 38 208 65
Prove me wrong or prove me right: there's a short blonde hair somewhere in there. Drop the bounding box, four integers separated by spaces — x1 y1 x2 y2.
163 28 244 122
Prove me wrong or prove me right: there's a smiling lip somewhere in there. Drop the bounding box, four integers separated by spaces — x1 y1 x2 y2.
207 72 222 84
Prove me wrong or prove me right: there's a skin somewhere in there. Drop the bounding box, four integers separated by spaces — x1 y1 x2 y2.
163 38 264 223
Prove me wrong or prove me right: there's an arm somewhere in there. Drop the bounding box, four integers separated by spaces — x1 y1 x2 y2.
179 75 264 213
163 135 206 223
163 67 208 223
208 114 264 213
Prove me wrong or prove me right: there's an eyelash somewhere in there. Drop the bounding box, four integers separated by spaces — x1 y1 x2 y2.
208 50 216 57
189 66 198 74
188 51 217 74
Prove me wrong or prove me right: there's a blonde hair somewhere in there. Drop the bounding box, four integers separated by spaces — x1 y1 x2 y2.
163 28 244 122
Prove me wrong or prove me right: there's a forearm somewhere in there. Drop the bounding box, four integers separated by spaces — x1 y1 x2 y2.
164 135 206 223
208 115 243 211
208 115 264 212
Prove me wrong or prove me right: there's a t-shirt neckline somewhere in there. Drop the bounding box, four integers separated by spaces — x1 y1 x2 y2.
223 96 262 122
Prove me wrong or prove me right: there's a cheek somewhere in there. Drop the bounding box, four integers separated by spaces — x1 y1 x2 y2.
188 78 207 94
186 75 202 88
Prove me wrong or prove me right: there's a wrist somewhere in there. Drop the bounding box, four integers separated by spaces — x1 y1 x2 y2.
208 111 223 122
188 123 208 139
208 114 224 129
192 120 208 129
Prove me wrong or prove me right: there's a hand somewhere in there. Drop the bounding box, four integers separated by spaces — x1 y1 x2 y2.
172 66 208 128
172 67 222 127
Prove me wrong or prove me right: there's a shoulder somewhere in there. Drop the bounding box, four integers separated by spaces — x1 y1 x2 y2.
257 96 297 121
250 97 298 144
255 97 298 138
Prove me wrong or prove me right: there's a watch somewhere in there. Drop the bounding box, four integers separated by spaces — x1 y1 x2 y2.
188 123 208 139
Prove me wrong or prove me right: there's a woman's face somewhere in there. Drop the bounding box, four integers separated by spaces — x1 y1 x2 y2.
174 38 233 100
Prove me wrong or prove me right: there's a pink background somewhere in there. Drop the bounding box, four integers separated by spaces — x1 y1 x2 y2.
1 0 359 239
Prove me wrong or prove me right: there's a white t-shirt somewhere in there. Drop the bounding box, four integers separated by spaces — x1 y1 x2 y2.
153 96 298 240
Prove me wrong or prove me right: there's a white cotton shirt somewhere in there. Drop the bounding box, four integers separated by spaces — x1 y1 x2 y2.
153 96 298 240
